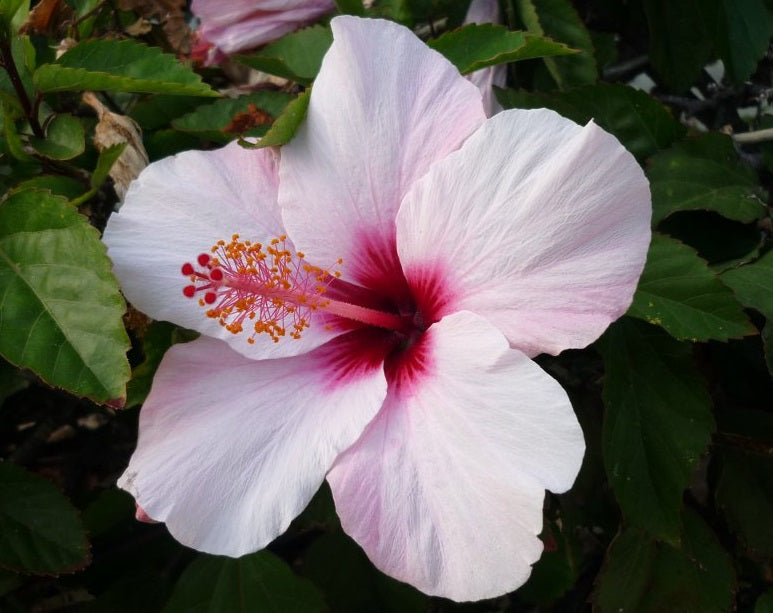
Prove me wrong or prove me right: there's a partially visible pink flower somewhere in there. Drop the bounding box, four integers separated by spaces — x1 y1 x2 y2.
464 0 507 116
191 0 336 65
104 17 650 601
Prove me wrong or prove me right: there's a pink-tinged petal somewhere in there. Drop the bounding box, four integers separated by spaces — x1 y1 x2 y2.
280 16 486 299
328 311 584 601
192 0 335 59
396 109 651 357
463 0 506 116
118 333 388 556
103 142 342 360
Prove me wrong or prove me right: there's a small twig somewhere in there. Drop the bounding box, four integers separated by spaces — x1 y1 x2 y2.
732 127 773 144
0 36 44 137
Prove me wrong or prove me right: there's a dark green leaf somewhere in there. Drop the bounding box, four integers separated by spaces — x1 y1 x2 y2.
497 83 684 159
0 189 130 404
302 532 426 613
0 462 89 574
34 39 218 96
335 0 365 15
642 0 713 91
246 89 310 149
721 250 773 320
629 233 753 342
90 143 127 190
708 0 771 83
14 175 84 199
0 0 25 32
1 102 33 162
29 114 85 160
428 23 574 75
236 26 332 85
716 449 773 557
172 91 293 142
163 551 325 613
649 133 767 225
598 318 714 542
595 510 735 613
0 567 21 597
515 0 597 88
756 591 773 613
517 520 576 605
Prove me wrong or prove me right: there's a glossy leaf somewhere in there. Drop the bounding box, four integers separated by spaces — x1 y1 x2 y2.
721 250 773 319
0 189 130 404
629 233 753 342
29 113 85 160
598 318 714 542
515 0 597 88
245 89 310 149
649 133 767 225
0 462 89 574
497 83 684 159
163 551 325 613
595 510 735 613
428 23 574 75
236 25 332 85
34 39 218 96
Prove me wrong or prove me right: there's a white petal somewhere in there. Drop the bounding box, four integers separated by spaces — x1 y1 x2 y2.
327 311 584 601
103 142 341 360
396 109 651 357
119 334 387 556
280 16 486 293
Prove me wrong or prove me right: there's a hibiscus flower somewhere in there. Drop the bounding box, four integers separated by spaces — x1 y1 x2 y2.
104 16 650 602
191 0 336 65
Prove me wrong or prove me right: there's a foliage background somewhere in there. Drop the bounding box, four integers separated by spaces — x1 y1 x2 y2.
0 0 772 611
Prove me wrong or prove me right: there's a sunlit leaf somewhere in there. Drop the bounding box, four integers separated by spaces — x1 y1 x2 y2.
236 25 332 85
598 318 714 542
0 189 130 404
0 462 89 574
629 233 753 342
34 38 218 96
428 23 574 75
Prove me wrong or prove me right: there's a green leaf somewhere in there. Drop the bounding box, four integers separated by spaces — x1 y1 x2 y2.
1 102 33 162
598 318 714 542
302 532 426 613
0 189 130 404
14 175 84 199
721 250 773 320
0 357 26 406
756 591 773 613
716 448 773 557
34 39 218 96
0 0 25 32
172 91 293 142
629 233 753 342
428 23 574 75
163 551 326 613
642 0 713 91
335 0 365 15
649 133 767 226
595 510 735 613
246 89 310 150
29 114 85 161
90 143 127 191
236 25 332 85
0 462 89 574
514 0 597 88
497 83 684 160
708 0 771 83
